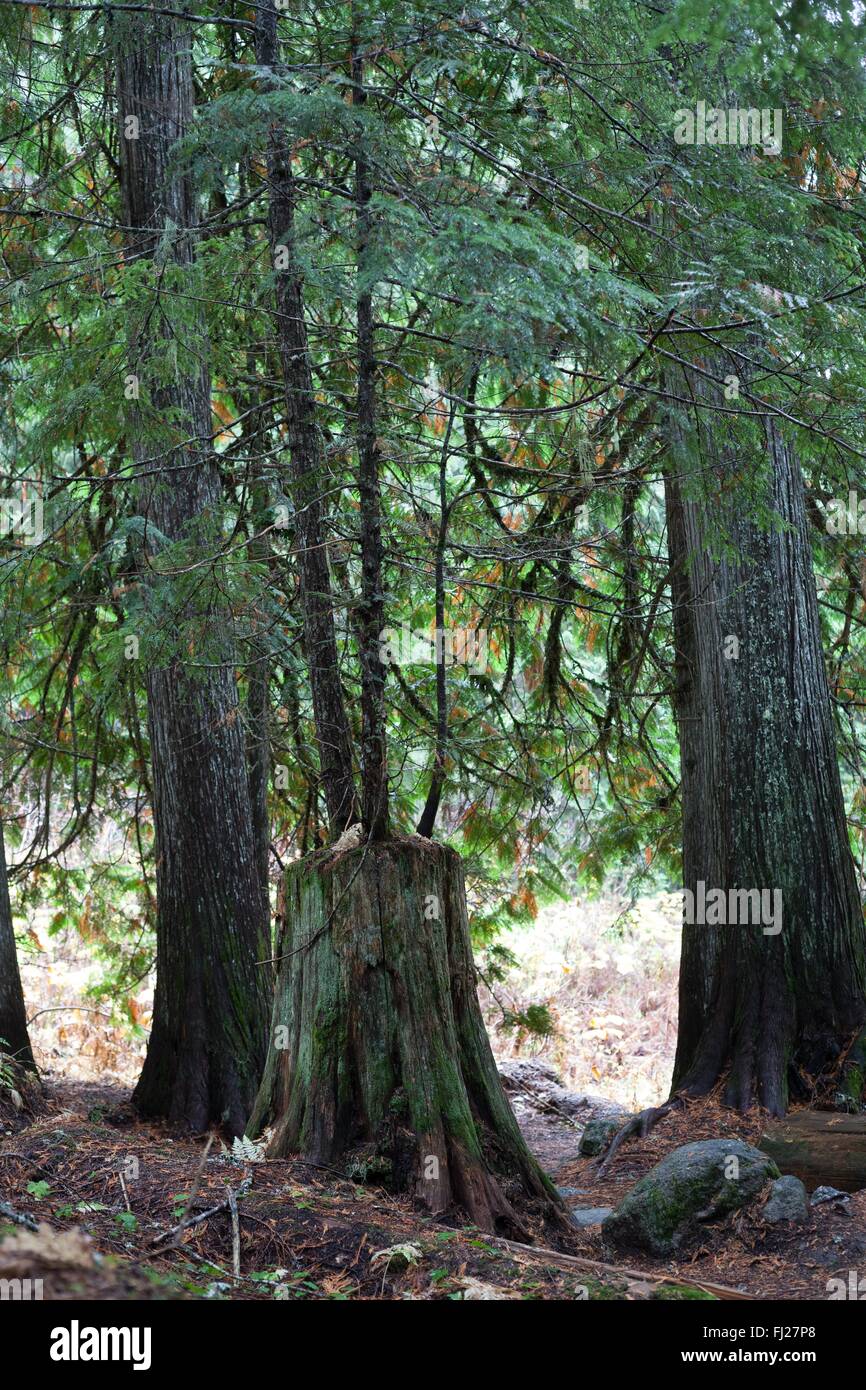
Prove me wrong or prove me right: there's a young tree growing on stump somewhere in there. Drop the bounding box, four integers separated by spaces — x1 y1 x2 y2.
665 370 866 1115
249 0 564 1234
115 10 270 1134
256 4 359 838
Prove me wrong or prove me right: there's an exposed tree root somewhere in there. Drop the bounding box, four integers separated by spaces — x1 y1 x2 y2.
596 1098 682 1177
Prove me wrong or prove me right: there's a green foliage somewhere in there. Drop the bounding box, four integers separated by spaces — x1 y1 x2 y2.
2 0 866 1016
500 1002 556 1041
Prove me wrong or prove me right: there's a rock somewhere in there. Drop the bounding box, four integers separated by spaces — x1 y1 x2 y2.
497 1061 629 1125
602 1139 779 1257
811 1185 851 1206
579 1115 626 1157
763 1175 809 1224
554 1092 595 1118
571 1206 614 1228
498 1060 577 1116
498 1059 563 1093
561 1092 629 1121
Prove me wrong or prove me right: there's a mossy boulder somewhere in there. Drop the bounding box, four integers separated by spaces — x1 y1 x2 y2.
602 1139 779 1256
579 1115 629 1157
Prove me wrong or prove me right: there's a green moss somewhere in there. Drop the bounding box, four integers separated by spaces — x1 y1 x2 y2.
582 1277 629 1300
388 1089 409 1119
311 1002 347 1065
346 1150 393 1184
603 1140 779 1257
839 1063 864 1109
579 1115 626 1157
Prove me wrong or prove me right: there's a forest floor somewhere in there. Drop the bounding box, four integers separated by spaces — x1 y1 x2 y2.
1 1067 864 1302
3 893 864 1301
0 1074 631 1302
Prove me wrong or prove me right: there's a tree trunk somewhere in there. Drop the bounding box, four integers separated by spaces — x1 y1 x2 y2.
249 836 565 1235
0 817 34 1069
351 34 389 840
256 2 359 837
416 409 452 840
246 469 273 917
665 372 866 1114
116 11 270 1134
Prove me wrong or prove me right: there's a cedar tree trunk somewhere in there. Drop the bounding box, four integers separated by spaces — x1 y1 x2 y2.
666 373 866 1114
116 11 270 1133
256 2 360 836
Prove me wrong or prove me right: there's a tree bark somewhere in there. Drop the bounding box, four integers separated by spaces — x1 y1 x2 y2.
0 817 34 1069
351 33 389 840
416 409 452 840
665 370 866 1114
256 2 359 836
249 836 565 1234
246 467 273 917
116 10 270 1134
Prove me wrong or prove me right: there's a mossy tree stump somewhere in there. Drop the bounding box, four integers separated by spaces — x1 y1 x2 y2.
248 836 565 1235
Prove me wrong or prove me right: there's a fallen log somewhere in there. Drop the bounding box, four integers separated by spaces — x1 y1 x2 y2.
759 1111 866 1193
486 1235 755 1300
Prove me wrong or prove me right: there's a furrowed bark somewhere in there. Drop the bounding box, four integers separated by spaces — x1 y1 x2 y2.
246 448 273 916
116 9 270 1133
665 366 866 1114
416 410 453 839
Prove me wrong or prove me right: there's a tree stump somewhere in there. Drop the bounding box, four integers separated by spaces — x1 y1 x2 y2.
248 835 565 1235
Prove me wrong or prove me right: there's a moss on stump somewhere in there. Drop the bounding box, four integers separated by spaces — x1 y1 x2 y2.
248 835 565 1236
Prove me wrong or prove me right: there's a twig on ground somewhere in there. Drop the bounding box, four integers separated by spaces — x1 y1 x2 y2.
503 1073 583 1131
150 1175 252 1249
0 1201 39 1231
163 1134 214 1249
488 1234 754 1301
228 1185 240 1279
